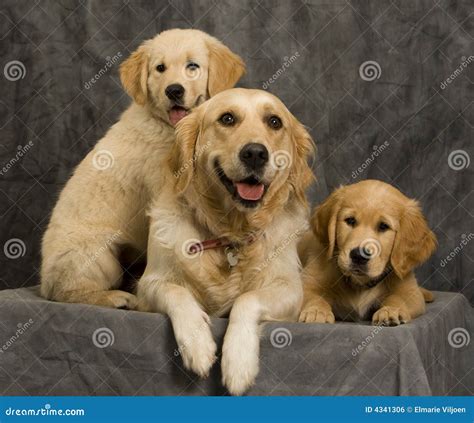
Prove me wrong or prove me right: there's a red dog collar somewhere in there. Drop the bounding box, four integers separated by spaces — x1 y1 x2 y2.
187 234 257 255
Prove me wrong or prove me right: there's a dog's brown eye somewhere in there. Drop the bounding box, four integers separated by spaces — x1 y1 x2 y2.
219 113 235 126
378 222 390 232
268 115 282 130
345 216 356 226
156 64 166 73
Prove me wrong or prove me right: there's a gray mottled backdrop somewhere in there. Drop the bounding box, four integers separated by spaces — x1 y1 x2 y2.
0 0 472 303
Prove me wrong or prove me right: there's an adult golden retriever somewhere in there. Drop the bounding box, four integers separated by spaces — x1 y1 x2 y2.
137 88 315 395
41 29 245 309
299 180 436 326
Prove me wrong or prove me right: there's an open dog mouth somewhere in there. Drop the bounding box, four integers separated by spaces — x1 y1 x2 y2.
168 105 189 126
214 161 267 208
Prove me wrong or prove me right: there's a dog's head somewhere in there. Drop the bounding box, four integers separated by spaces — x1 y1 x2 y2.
311 180 437 285
120 29 245 126
173 88 314 227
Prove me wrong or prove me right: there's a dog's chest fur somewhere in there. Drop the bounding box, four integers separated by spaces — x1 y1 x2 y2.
333 285 383 321
183 239 273 316
164 208 305 317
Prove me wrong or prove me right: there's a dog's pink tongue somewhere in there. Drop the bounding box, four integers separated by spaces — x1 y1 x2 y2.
169 108 187 126
236 183 264 201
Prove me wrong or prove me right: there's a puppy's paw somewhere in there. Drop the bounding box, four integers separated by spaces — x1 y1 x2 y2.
372 306 410 326
175 311 217 378
104 290 138 310
221 325 259 396
299 306 335 323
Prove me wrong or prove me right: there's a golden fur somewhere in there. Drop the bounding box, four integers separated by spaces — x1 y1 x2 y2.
299 180 436 325
137 88 315 395
40 29 244 308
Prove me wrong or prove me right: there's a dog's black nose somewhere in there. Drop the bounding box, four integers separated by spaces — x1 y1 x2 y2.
350 248 370 265
239 143 269 171
165 84 185 101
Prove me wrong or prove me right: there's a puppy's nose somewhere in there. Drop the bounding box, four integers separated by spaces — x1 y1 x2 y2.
239 143 269 171
165 84 185 101
350 248 370 266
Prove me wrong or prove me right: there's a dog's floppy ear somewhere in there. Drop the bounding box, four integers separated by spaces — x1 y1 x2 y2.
311 187 343 259
120 42 149 105
288 116 316 204
172 109 202 194
205 36 245 96
391 200 437 279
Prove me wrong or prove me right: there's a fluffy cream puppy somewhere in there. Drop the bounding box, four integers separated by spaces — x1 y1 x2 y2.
138 88 315 395
41 29 245 309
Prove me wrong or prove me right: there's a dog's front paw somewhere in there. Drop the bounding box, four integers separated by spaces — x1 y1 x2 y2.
299 306 335 323
221 325 259 396
104 290 138 309
372 306 410 326
174 311 217 378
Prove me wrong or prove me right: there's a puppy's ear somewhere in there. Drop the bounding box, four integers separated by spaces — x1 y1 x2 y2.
311 188 343 259
391 200 437 279
172 109 202 193
120 42 149 105
288 116 316 204
205 36 245 96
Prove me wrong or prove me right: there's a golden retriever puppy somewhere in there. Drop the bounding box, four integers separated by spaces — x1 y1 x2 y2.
41 29 245 309
299 180 437 326
137 88 315 395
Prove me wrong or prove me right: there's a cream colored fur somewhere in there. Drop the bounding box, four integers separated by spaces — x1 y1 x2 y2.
40 29 245 308
137 89 315 395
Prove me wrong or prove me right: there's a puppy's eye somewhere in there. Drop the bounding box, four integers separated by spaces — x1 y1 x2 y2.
344 216 356 227
156 64 166 73
219 113 235 126
378 222 390 232
186 62 200 71
268 115 282 130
